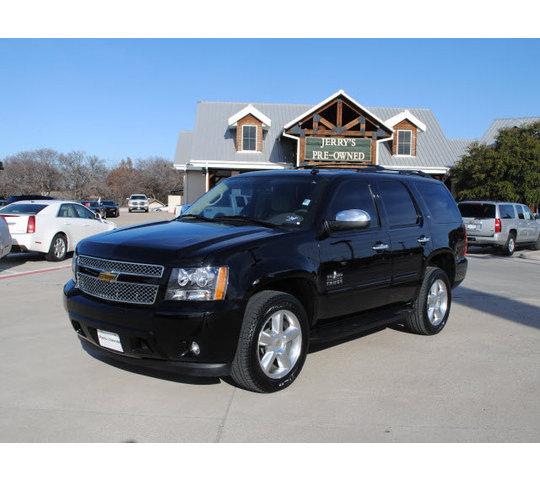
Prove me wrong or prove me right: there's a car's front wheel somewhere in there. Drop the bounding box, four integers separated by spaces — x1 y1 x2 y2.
231 290 309 393
46 234 67 262
405 266 451 335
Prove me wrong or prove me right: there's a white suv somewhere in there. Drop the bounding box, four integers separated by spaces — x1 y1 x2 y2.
128 194 149 213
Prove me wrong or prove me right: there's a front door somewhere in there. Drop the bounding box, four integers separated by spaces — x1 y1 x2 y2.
318 179 391 319
375 179 429 305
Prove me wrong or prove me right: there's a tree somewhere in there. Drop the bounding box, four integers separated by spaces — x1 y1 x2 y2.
449 121 540 210
106 158 142 204
0 149 62 196
137 156 183 203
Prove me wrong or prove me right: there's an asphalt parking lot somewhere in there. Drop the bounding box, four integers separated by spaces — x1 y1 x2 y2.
0 211 539 442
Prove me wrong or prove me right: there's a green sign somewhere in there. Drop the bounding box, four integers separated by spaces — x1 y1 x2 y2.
305 137 371 163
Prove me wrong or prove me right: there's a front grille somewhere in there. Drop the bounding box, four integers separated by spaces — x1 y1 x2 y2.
78 255 164 278
77 273 159 305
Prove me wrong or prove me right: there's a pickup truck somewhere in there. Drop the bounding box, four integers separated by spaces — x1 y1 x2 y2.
65 168 467 392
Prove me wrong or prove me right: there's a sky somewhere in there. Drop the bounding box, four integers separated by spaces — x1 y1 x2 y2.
0 39 539 164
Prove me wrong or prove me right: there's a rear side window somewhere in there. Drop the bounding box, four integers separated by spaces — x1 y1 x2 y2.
499 205 516 219
378 180 419 227
327 180 379 227
0 203 47 214
458 202 495 219
415 181 462 223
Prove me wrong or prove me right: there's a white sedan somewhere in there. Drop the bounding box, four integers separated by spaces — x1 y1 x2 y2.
0 215 12 259
0 200 116 261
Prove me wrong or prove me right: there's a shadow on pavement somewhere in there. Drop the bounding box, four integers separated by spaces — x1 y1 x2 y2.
81 340 221 386
0 251 73 273
454 286 540 330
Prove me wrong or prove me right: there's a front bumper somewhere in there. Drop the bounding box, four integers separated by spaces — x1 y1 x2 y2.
63 279 243 377
129 204 148 210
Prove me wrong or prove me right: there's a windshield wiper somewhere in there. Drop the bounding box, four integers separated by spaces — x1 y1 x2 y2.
178 214 216 223
214 215 276 228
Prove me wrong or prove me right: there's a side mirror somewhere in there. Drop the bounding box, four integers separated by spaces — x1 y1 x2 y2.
94 212 102 220
328 209 371 231
535 213 540 220
177 203 191 216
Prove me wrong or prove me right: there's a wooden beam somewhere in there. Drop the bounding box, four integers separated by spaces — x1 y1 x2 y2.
342 117 361 131
336 100 343 127
318 117 335 130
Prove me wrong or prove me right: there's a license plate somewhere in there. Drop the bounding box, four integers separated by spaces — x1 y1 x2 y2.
466 224 477 230
97 329 123 352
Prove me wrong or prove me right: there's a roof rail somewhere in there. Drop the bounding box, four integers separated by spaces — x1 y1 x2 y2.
298 164 431 178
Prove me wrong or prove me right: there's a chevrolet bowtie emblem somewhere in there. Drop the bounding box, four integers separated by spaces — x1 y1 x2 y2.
98 271 119 283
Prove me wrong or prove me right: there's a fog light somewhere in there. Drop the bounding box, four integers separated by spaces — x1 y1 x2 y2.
190 341 200 356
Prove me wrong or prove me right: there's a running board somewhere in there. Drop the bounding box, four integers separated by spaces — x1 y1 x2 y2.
310 306 413 344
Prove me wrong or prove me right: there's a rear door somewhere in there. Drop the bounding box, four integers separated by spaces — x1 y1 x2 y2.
458 202 496 237
514 205 530 242
375 179 430 305
498 204 520 240
522 205 537 242
318 178 391 319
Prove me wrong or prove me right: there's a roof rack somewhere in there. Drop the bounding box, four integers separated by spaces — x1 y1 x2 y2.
304 164 430 178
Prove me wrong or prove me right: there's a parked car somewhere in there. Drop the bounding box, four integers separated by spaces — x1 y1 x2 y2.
0 200 115 261
80 200 107 219
0 198 7 208
101 200 120 218
5 195 54 205
65 168 467 393
458 201 540 255
0 215 12 259
128 194 149 213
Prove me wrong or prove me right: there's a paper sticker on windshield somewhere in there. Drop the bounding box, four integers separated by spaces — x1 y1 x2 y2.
302 199 311 206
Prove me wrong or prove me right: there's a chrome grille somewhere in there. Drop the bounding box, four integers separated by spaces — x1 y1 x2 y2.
77 255 164 278
77 273 159 305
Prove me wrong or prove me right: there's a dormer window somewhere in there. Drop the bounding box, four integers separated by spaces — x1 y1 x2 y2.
242 125 257 151
397 130 413 156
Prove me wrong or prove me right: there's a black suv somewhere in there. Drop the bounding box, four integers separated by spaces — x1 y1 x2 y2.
64 168 467 393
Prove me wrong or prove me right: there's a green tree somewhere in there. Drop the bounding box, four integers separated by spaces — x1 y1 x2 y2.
449 121 540 210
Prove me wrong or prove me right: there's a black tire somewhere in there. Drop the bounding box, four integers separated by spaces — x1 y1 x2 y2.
128 209 132 213
404 266 452 335
534 234 540 251
46 233 68 262
501 232 516 256
231 290 309 393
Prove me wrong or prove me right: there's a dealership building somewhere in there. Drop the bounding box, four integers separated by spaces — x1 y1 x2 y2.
174 90 472 202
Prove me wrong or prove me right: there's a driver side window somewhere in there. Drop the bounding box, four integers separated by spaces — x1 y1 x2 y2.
73 204 95 219
327 180 379 228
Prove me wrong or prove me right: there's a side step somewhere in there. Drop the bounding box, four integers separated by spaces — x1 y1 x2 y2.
309 306 413 344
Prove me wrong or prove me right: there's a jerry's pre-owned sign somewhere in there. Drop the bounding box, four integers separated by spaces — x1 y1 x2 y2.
305 137 371 162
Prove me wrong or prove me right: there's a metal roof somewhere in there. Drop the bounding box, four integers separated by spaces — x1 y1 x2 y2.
175 101 464 170
447 138 473 163
479 117 540 145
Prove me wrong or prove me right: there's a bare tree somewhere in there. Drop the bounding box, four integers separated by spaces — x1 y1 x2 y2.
137 156 183 203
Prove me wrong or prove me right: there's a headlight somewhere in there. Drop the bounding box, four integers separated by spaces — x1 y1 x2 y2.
165 266 229 301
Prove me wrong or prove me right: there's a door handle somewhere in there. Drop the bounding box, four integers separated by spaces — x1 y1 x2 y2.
417 236 430 244
372 243 389 251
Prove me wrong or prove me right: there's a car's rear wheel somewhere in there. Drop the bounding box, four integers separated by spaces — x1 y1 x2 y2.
501 233 516 256
231 290 309 393
46 234 67 262
405 266 451 335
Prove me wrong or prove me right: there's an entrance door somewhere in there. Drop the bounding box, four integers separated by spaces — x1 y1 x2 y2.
318 179 391 319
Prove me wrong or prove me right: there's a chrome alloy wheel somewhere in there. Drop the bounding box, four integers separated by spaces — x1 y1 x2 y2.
257 309 302 379
508 237 515 253
426 279 448 326
53 237 66 259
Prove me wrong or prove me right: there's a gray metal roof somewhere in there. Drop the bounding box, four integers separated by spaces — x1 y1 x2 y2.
447 138 473 163
174 131 193 165
175 101 463 170
479 117 540 145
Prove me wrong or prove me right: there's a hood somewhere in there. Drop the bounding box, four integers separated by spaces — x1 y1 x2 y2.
77 219 282 266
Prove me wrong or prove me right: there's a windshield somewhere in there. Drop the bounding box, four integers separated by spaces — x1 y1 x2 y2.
131 195 146 200
458 202 496 219
102 200 115 205
183 174 323 227
0 203 47 214
87 201 100 207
